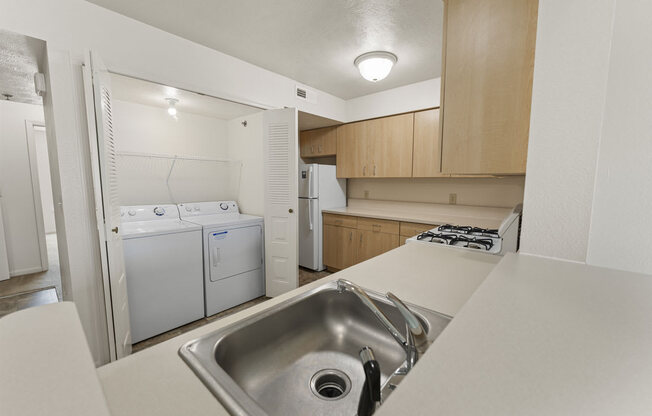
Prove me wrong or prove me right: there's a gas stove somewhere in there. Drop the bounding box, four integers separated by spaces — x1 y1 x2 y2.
407 205 522 256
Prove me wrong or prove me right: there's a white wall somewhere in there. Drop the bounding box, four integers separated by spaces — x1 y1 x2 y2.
33 127 56 234
0 0 345 122
519 0 616 262
348 176 525 209
0 101 46 276
113 100 229 158
113 100 237 205
0 0 347 364
346 78 441 122
586 1 652 275
227 112 264 216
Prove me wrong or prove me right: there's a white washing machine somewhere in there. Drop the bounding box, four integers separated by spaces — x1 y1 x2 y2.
121 204 204 343
178 201 265 317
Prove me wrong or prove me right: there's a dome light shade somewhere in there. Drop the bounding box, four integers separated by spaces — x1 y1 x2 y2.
354 51 398 82
165 97 178 116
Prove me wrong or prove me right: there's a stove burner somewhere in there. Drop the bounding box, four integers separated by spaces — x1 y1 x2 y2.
416 230 495 251
437 224 500 238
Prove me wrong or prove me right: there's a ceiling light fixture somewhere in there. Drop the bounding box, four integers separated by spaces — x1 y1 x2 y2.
354 51 398 82
165 97 178 116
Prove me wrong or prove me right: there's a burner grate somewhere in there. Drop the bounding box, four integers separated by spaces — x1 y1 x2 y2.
416 230 494 251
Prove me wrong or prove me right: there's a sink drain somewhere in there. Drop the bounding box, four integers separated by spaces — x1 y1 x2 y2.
310 369 352 401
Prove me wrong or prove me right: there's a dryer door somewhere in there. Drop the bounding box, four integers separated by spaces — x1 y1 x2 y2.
208 224 263 282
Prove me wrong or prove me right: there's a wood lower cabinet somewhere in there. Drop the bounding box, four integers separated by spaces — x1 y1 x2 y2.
356 230 399 263
399 222 437 245
300 126 337 158
324 213 429 270
323 224 357 270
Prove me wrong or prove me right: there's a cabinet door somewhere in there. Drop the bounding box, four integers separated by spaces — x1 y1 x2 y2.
356 230 399 263
323 224 341 269
367 113 414 177
441 0 537 174
323 225 357 270
413 109 443 177
299 130 315 158
319 127 337 156
336 122 367 178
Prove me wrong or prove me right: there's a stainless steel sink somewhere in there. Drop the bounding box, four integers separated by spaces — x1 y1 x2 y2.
179 279 451 416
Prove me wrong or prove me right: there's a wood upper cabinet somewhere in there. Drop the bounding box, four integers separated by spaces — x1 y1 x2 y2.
336 113 414 178
412 109 442 177
440 0 538 174
336 121 366 178
367 113 414 178
299 126 337 158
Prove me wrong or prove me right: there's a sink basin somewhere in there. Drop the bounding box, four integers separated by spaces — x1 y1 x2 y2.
179 279 451 416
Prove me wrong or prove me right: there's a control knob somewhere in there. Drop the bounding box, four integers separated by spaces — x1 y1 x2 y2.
153 206 165 216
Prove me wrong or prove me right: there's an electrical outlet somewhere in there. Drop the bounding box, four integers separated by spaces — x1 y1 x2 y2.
449 193 457 205
364 190 370 199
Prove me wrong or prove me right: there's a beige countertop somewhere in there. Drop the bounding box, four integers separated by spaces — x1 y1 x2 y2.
323 198 514 229
0 302 112 416
377 253 652 416
96 243 500 416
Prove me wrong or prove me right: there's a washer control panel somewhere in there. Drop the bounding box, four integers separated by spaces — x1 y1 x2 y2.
178 201 239 217
120 204 180 222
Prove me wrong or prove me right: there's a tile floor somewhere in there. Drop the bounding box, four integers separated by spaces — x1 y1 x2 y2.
132 267 331 353
0 234 62 319
0 234 62 300
0 287 59 319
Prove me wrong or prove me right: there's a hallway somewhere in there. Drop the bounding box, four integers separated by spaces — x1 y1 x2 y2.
0 234 61 318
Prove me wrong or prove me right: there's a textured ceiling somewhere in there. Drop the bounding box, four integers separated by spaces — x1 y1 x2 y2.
0 29 45 105
85 0 444 99
110 73 262 120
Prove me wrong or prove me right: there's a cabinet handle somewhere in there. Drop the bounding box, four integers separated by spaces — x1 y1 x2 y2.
372 224 381 232
363 166 366 176
374 165 377 176
318 144 323 153
360 233 363 245
349 231 353 241
311 145 314 154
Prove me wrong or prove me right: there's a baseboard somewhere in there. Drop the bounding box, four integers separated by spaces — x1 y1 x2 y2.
9 266 46 277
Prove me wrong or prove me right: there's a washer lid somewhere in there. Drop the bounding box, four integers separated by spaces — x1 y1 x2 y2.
182 213 263 228
121 219 202 239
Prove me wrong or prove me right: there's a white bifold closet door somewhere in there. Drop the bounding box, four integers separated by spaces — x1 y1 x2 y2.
82 50 132 361
263 108 299 297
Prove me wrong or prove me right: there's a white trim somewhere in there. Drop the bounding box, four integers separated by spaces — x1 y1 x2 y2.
9 266 45 277
82 57 117 362
24 120 49 272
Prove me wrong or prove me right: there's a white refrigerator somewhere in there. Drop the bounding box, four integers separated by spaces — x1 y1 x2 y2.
298 163 346 271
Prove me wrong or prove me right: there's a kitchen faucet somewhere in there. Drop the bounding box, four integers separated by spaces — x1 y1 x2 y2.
336 279 429 372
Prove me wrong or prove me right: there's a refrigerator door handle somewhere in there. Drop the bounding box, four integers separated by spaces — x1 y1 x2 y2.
307 165 313 198
308 199 313 231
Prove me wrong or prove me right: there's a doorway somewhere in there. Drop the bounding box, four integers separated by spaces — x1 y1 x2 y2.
0 30 60 317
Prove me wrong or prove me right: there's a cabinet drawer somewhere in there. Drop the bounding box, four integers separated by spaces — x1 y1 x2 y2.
399 222 436 237
323 213 357 229
357 217 399 235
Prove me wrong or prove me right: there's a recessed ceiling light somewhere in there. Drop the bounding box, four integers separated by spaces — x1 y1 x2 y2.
354 51 398 82
165 97 178 116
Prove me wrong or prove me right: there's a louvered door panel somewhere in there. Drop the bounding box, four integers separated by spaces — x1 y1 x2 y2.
90 51 132 359
263 108 298 297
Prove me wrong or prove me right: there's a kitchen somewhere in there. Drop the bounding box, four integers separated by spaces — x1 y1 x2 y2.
2 0 652 415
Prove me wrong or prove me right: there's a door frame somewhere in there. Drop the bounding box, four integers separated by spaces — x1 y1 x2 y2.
24 120 49 272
